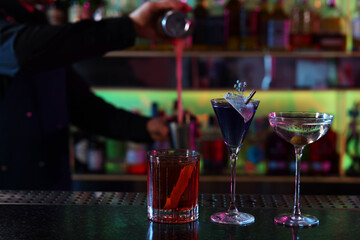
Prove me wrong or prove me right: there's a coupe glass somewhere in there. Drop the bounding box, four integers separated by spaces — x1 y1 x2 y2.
210 98 260 225
268 112 334 227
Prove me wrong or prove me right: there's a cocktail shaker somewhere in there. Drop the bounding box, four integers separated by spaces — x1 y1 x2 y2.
159 10 192 38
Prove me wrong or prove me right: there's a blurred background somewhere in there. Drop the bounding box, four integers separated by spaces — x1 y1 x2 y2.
45 0 360 194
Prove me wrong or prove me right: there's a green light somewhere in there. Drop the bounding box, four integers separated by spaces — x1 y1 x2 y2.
94 89 340 130
93 89 350 176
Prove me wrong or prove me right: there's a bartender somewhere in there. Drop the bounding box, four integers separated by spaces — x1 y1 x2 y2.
0 0 188 190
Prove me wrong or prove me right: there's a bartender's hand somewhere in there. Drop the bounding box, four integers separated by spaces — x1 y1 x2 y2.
129 0 191 42
147 117 170 142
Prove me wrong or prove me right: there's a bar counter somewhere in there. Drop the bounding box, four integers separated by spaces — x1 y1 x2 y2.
0 191 359 240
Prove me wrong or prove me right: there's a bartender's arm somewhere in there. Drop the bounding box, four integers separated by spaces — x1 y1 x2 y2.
0 0 187 142
67 68 169 143
0 0 189 76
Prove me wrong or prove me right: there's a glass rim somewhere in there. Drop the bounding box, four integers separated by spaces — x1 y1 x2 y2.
210 98 260 104
268 111 334 120
147 149 200 162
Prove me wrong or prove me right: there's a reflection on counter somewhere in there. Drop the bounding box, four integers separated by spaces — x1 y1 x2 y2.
147 221 199 240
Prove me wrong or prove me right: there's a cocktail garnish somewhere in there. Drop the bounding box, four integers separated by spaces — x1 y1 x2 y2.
245 89 256 105
223 81 256 123
163 162 196 210
234 80 247 93
290 135 308 146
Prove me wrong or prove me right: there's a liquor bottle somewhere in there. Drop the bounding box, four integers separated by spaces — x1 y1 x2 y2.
238 117 268 175
257 0 269 50
87 136 106 174
105 138 126 174
239 0 260 50
352 0 360 51
310 4 322 50
267 0 290 51
309 128 338 176
201 115 227 174
125 141 147 174
125 109 147 174
224 0 242 50
72 131 106 174
68 0 83 23
266 131 292 175
73 129 89 173
93 0 122 21
46 0 67 25
192 0 210 50
316 0 346 51
105 0 122 18
81 1 92 20
289 0 313 50
345 102 360 176
207 0 226 50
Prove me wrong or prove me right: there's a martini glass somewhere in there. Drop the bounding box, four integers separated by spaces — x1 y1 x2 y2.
268 112 334 227
210 98 260 225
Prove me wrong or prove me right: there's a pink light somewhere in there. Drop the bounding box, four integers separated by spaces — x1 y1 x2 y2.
84 1 90 8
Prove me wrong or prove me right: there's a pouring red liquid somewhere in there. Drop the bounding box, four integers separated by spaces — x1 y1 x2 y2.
174 39 185 124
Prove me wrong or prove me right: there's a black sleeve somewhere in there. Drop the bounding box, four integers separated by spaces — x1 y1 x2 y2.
67 67 153 143
13 17 135 75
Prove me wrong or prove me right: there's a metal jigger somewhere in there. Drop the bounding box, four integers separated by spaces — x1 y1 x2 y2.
169 120 197 150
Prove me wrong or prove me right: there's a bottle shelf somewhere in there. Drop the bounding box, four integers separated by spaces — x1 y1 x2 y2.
72 174 360 183
87 89 360 179
105 50 360 58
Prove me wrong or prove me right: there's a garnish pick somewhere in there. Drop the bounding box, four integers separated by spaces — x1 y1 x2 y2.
245 89 256 105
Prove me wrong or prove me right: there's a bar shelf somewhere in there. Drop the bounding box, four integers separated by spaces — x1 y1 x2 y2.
72 174 360 184
105 50 360 58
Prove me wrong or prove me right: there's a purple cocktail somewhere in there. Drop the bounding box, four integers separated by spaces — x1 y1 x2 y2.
210 97 259 225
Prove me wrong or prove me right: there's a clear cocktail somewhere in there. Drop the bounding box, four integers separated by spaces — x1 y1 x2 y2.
268 112 333 227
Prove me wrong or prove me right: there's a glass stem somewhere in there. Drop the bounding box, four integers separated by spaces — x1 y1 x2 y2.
291 227 300 240
228 147 240 213
292 146 304 219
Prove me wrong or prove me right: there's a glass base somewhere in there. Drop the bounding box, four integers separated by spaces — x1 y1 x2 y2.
148 205 199 223
210 211 255 226
274 213 319 227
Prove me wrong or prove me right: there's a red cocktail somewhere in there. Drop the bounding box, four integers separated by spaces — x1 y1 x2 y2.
147 149 199 223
